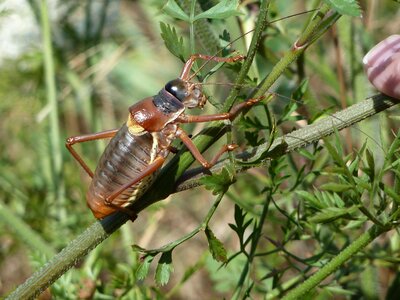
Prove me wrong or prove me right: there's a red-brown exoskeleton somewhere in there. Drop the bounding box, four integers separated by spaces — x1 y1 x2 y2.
66 54 264 219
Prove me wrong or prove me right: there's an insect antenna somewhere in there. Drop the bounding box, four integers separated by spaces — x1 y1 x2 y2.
196 81 385 152
188 9 318 82
181 8 384 153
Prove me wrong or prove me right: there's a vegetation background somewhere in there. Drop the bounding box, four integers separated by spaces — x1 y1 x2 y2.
1 0 400 299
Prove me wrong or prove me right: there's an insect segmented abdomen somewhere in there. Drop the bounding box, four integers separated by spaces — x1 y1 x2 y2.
87 124 159 218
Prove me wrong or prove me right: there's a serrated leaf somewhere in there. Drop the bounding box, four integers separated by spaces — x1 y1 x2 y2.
200 165 236 195
205 226 227 263
155 251 174 286
159 22 186 61
229 204 253 245
194 0 241 21
309 205 359 223
323 0 362 17
162 0 189 21
136 254 155 281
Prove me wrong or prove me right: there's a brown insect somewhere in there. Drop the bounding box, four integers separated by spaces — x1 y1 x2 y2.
66 54 264 219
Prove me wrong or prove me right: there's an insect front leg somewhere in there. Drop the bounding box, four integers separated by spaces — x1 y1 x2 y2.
176 127 237 169
174 96 265 168
175 96 265 124
66 129 119 178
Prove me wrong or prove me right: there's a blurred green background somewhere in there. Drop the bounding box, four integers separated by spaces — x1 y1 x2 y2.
1 0 400 299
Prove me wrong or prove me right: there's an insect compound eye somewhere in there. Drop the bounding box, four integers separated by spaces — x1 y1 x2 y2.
363 34 400 99
165 79 188 101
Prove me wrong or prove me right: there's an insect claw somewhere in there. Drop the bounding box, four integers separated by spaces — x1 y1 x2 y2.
232 54 246 61
227 144 239 151
202 162 212 169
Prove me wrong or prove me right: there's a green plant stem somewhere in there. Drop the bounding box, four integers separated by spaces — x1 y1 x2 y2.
176 0 220 55
136 193 224 254
282 224 391 299
189 0 196 55
233 191 272 299
40 0 64 215
223 0 271 109
237 94 397 165
254 8 340 99
6 215 129 300
296 3 330 47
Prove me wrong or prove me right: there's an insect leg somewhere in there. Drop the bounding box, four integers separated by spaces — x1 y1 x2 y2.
66 129 119 178
176 127 237 169
180 53 245 81
176 96 265 124
104 156 165 204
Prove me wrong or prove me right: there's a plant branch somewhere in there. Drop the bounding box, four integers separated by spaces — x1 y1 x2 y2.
175 94 399 191
135 193 225 255
282 224 391 299
7 94 398 300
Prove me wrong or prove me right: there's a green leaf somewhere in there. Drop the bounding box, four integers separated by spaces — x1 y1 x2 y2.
136 254 155 281
296 190 324 210
155 251 174 286
194 0 241 21
160 22 186 61
205 226 227 263
365 148 375 181
384 186 400 204
360 265 380 299
229 204 253 245
320 183 352 192
131 244 146 252
162 0 190 21
277 100 300 124
324 285 356 296
309 206 359 224
298 148 316 160
201 165 236 195
292 79 309 102
323 0 362 17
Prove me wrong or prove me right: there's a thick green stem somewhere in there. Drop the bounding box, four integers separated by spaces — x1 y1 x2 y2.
282 224 391 299
296 3 330 47
6 215 128 300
